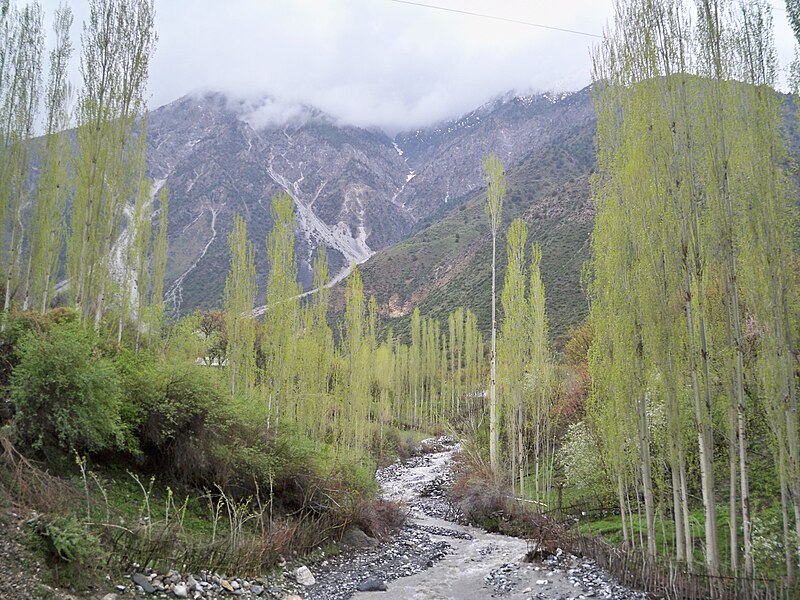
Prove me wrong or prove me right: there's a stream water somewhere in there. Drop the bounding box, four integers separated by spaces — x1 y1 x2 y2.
118 439 647 599
344 439 646 600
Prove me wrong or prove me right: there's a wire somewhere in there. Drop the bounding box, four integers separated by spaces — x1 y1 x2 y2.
388 1 789 38
387 0 606 39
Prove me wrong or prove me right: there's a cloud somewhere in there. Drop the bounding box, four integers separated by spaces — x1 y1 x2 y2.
35 0 800 134
234 97 318 130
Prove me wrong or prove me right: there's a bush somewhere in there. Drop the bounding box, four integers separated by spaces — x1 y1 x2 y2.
556 421 610 496
10 321 126 456
449 456 565 550
350 498 404 541
27 514 105 587
127 360 228 484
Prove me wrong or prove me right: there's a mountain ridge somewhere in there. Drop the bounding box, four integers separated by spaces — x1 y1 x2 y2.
145 86 596 321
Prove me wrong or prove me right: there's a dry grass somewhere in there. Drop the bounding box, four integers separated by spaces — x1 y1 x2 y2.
350 498 405 541
0 433 82 516
448 451 567 557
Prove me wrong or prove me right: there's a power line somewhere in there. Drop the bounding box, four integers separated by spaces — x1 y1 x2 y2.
387 0 606 39
388 1 790 39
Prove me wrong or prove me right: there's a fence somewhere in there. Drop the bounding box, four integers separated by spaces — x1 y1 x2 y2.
528 500 800 600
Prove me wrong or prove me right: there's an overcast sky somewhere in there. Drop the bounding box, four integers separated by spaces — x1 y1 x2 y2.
36 0 799 134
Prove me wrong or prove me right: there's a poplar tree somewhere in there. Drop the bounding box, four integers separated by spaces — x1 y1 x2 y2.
263 192 301 428
591 0 795 575
224 215 257 400
144 185 169 343
25 4 72 314
1 2 43 319
68 0 156 327
303 247 334 443
500 218 529 492
484 153 505 476
527 242 552 505
343 264 369 452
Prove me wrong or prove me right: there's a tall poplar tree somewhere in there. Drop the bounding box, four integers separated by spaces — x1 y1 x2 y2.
263 192 301 428
68 0 156 327
499 218 529 492
483 153 505 476
591 0 796 575
1 2 43 320
224 215 257 400
25 4 72 314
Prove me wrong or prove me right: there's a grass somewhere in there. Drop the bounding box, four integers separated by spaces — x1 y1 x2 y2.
573 500 792 579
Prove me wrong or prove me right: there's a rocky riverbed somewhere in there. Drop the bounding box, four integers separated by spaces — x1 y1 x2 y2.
103 438 646 600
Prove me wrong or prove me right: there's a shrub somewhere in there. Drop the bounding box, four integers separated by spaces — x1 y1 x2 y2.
350 498 404 541
11 321 126 456
556 421 610 496
130 362 228 484
449 456 565 549
27 514 105 587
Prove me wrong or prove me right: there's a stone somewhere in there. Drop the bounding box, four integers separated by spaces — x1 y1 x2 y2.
356 577 388 592
342 525 379 549
186 575 199 591
220 579 235 592
250 584 264 596
173 583 188 598
294 565 315 586
102 594 119 600
132 573 156 594
282 596 302 600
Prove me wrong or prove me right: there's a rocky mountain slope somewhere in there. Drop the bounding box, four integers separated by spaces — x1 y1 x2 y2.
354 99 596 343
146 87 596 316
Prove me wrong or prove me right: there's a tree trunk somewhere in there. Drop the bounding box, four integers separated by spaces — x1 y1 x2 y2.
489 231 498 476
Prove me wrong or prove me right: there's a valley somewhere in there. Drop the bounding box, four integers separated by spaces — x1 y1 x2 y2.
2 1 800 599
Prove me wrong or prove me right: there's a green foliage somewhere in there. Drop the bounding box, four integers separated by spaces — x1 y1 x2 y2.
11 321 127 455
128 360 228 484
28 514 105 586
556 421 609 495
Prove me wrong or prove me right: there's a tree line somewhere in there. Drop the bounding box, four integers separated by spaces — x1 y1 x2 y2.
580 0 800 580
0 0 166 341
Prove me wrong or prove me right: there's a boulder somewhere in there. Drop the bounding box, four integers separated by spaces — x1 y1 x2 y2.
132 573 155 594
357 577 388 592
294 565 316 586
342 526 379 549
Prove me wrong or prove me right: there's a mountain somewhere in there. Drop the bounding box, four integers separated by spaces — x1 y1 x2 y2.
146 87 597 325
354 93 596 343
